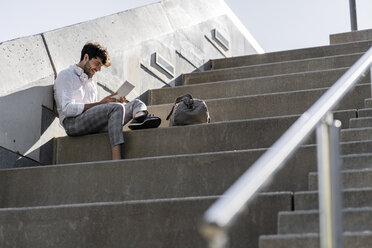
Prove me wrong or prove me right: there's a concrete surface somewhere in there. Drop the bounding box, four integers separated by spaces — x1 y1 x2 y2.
342 153 372 170
2 19 372 248
0 146 318 208
330 28 372 44
260 232 372 248
0 0 260 165
0 35 54 96
295 188 372 210
42 0 259 97
0 193 291 248
309 168 372 190
182 52 363 85
149 68 370 105
341 127 372 142
0 147 39 169
350 116 372 128
358 107 372 117
145 86 362 128
55 109 358 164
211 39 372 70
278 208 372 234
54 115 299 163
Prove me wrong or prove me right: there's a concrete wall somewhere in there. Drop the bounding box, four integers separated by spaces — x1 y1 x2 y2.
0 0 262 167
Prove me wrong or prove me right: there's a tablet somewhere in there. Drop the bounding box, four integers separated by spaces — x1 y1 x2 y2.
113 80 135 99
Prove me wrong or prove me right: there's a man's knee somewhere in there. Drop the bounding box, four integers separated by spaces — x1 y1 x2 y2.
132 99 145 106
130 99 147 113
108 102 124 111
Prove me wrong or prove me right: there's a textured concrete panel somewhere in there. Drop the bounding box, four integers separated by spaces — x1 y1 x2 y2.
260 233 372 248
0 77 66 162
183 53 363 85
149 68 355 105
211 39 372 70
0 193 291 248
0 146 39 169
295 188 372 210
0 0 261 165
330 28 372 44
54 115 299 164
42 3 173 74
42 1 260 101
0 147 317 208
0 36 56 163
278 208 372 234
0 35 54 96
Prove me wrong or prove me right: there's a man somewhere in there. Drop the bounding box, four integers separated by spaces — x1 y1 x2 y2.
54 41 161 160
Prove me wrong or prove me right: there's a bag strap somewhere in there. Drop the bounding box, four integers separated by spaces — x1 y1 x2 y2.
166 105 175 120
175 94 193 103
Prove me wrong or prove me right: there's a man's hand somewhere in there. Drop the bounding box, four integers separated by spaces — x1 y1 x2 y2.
100 93 126 104
83 93 126 112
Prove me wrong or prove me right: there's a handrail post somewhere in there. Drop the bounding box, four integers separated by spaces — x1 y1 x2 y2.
200 225 228 248
370 65 372 98
316 113 343 248
349 0 358 31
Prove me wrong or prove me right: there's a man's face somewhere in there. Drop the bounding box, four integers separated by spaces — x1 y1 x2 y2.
83 57 103 78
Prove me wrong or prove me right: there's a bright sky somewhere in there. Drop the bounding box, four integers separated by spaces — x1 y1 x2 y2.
1 0 372 52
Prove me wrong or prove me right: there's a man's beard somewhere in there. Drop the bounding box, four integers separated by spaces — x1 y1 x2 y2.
83 61 95 78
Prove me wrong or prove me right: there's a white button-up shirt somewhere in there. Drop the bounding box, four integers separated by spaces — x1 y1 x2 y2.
54 65 98 125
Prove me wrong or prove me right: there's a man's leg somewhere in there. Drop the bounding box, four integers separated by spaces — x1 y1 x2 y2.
124 99 161 130
123 99 148 125
111 144 121 160
63 103 125 160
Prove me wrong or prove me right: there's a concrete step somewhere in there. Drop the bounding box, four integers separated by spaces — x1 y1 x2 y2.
295 188 372 210
349 117 372 128
0 193 292 248
278 208 372 235
211 40 372 70
342 153 372 170
330 28 372 44
56 115 299 164
309 168 372 190
341 127 372 142
260 232 372 248
358 108 372 117
146 84 367 128
8 141 372 208
0 144 321 208
364 98 372 108
340 140 372 155
55 108 357 164
149 68 369 105
182 53 363 85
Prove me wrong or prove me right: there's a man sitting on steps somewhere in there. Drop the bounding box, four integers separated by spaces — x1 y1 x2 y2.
54 41 161 160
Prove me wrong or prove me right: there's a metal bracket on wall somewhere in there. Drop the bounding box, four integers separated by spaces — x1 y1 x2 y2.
213 29 230 51
154 52 175 78
204 28 231 58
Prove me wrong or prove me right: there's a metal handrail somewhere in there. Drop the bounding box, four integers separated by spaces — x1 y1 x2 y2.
200 46 372 247
349 0 358 31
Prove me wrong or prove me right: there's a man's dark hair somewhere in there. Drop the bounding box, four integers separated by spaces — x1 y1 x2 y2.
80 41 111 67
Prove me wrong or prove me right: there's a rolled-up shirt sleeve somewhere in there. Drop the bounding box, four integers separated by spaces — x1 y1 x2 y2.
54 71 85 120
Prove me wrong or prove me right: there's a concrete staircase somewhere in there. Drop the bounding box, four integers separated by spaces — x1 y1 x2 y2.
2 30 372 247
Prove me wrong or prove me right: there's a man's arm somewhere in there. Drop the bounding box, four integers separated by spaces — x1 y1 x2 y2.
55 72 85 118
83 93 125 112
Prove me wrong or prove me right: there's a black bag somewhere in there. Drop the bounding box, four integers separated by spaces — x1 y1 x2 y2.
166 94 211 126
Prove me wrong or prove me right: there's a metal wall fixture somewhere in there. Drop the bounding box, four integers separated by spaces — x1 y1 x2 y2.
213 29 230 50
154 52 175 77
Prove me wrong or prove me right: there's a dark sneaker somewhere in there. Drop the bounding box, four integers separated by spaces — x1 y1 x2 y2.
128 114 161 130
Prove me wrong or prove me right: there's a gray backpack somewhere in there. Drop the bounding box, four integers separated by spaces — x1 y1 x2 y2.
166 94 211 126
